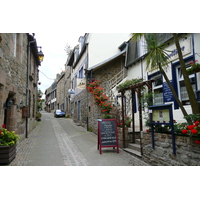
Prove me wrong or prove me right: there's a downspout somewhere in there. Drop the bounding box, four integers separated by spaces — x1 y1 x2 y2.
26 38 35 138
85 43 89 131
191 33 198 92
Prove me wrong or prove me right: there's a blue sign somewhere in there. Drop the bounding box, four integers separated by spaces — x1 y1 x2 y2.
163 81 174 102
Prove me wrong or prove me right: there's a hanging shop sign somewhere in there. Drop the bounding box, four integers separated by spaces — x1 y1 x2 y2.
97 119 119 154
77 78 86 89
68 89 75 94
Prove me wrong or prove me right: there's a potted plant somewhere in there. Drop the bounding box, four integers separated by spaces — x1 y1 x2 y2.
0 124 20 164
124 116 132 127
36 111 42 121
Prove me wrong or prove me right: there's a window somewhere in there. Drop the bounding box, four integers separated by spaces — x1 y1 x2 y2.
177 62 196 105
79 67 84 78
74 75 77 88
152 74 163 105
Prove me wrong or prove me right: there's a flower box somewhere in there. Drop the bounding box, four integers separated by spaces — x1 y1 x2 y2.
0 144 16 164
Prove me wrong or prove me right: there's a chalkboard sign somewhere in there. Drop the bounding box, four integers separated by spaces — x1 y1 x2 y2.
163 81 174 102
98 119 119 154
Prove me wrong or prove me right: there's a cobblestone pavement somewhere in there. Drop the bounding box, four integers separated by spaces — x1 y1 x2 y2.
8 112 149 166
52 119 89 166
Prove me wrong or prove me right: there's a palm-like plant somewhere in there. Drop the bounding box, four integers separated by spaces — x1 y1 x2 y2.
131 33 189 119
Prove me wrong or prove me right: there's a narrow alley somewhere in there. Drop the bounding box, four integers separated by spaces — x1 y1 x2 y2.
8 111 149 166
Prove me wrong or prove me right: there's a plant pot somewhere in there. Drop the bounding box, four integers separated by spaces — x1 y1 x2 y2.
0 144 16 164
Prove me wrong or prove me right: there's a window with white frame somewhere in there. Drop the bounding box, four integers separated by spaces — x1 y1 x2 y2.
79 66 84 78
177 62 196 105
152 74 163 105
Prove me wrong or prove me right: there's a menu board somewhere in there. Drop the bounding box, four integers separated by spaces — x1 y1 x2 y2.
163 81 174 102
152 109 170 123
98 119 119 154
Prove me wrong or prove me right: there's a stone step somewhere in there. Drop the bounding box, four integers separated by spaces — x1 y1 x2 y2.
128 143 141 151
123 148 142 158
135 139 141 145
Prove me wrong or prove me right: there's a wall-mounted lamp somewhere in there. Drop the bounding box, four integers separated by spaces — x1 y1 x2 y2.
37 46 44 62
3 99 13 110
19 101 24 109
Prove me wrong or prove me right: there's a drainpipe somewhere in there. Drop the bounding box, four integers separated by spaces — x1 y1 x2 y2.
191 34 198 93
26 38 35 138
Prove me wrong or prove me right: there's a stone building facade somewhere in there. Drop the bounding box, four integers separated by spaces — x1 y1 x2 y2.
0 33 42 138
64 62 72 117
65 33 129 132
56 72 65 110
87 53 127 133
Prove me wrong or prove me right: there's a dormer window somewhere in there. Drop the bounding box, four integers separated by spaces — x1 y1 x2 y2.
74 48 79 63
79 36 85 54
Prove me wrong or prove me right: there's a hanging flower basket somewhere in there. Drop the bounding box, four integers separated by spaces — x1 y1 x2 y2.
187 61 200 75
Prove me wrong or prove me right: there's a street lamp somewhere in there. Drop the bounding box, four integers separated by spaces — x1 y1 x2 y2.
37 46 44 62
3 99 13 110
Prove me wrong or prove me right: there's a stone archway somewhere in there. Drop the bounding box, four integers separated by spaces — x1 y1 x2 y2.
4 92 16 132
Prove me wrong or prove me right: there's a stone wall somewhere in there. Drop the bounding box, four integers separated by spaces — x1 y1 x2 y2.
142 132 200 166
0 34 27 134
0 33 39 136
87 56 125 134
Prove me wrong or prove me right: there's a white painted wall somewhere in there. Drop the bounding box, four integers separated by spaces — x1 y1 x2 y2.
87 33 130 68
116 33 200 130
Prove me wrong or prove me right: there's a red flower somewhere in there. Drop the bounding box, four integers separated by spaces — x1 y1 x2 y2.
194 121 200 126
0 130 2 136
191 129 198 134
182 129 188 134
187 125 196 130
195 140 200 144
2 124 6 128
146 129 149 133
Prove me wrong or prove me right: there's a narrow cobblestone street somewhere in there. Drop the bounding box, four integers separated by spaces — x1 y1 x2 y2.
7 111 149 166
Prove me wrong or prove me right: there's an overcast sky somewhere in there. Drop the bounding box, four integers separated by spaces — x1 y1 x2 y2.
35 32 84 96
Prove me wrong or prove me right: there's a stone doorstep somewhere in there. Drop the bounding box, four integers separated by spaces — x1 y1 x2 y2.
123 148 142 158
128 143 141 151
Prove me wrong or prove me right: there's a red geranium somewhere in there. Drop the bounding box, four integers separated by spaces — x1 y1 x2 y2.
194 121 200 126
187 125 196 130
191 129 198 134
182 129 188 134
2 124 6 128
195 140 200 144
